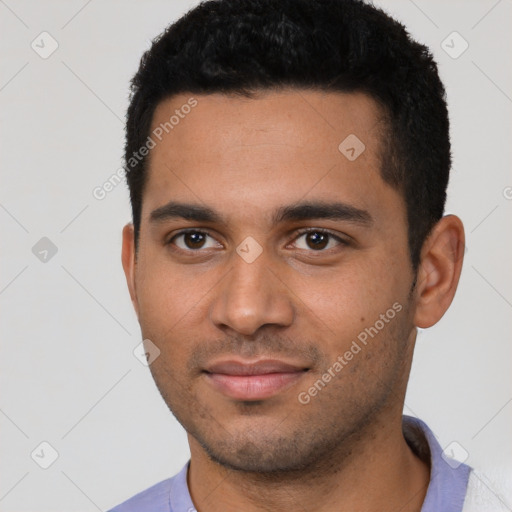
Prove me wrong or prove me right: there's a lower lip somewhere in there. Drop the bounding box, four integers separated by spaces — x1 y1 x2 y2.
204 371 306 400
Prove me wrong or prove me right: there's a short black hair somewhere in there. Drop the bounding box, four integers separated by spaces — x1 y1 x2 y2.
125 0 450 270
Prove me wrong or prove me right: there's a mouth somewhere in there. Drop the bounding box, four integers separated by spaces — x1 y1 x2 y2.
202 359 310 401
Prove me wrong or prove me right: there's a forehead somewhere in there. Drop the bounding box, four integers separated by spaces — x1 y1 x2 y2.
142 89 402 229
150 89 385 158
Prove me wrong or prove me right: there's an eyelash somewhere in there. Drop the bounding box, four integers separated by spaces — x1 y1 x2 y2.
166 228 349 255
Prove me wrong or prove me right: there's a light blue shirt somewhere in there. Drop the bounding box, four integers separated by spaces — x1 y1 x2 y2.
108 415 472 512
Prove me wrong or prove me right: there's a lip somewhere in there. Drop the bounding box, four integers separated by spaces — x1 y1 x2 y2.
203 359 309 401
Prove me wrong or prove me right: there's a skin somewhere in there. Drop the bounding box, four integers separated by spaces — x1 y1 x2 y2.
121 89 465 512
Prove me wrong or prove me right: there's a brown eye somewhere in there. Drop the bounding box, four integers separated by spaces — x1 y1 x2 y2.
304 231 329 250
182 232 207 249
292 229 346 252
168 230 219 251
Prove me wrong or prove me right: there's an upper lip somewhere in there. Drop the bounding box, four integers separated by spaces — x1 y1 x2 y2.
204 359 308 376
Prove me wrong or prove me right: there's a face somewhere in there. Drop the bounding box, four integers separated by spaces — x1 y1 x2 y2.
123 89 419 473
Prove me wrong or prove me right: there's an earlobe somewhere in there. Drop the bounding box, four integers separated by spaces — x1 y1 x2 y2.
413 215 465 329
121 223 140 319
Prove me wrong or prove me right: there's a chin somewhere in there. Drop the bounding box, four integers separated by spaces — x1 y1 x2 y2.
194 427 335 475
206 445 310 474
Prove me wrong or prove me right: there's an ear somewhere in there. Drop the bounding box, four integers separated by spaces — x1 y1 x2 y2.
413 214 465 329
121 223 140 320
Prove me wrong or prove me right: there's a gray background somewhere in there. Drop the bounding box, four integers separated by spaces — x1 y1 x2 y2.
1 0 511 510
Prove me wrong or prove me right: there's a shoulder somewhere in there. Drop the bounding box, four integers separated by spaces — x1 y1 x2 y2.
107 477 174 512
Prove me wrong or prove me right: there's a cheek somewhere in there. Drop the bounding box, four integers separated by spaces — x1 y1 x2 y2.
135 250 201 324
134 257 217 370
293 258 407 349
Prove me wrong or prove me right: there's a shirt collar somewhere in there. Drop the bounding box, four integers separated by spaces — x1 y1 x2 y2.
403 415 472 512
169 462 195 512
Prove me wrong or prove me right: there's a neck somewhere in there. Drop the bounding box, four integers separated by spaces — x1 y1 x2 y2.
187 412 430 512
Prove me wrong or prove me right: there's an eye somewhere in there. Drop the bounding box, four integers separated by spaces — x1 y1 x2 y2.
168 230 220 251
166 228 348 254
291 228 347 252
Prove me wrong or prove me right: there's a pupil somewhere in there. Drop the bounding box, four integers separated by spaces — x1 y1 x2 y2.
308 232 328 250
186 233 204 248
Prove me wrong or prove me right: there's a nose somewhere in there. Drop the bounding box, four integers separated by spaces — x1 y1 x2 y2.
209 245 295 337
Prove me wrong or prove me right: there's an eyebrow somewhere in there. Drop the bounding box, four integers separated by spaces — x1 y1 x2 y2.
149 200 373 227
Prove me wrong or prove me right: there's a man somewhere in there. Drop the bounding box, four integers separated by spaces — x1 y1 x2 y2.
110 0 501 510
